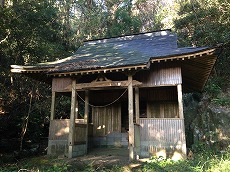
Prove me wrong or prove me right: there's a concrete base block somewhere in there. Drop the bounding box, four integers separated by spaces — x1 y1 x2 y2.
47 140 68 156
92 132 128 148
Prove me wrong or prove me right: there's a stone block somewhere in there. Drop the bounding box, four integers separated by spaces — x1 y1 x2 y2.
48 140 68 155
114 141 122 147
107 141 114 146
107 137 114 142
114 137 121 142
121 141 128 146
73 145 79 152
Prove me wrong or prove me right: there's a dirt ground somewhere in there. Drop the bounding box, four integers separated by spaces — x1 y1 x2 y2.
67 147 147 171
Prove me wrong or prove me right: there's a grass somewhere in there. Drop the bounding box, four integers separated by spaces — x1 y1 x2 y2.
0 155 70 172
141 151 230 172
0 151 230 172
212 94 230 107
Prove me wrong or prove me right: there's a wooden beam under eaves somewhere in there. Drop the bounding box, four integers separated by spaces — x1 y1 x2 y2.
49 65 147 77
63 80 142 91
150 48 216 64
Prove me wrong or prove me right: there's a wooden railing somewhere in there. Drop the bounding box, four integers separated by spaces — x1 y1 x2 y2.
48 119 89 144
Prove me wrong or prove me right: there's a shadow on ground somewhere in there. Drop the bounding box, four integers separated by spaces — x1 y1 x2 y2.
66 147 145 171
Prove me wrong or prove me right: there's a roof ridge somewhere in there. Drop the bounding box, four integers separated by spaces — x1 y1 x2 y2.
84 29 173 45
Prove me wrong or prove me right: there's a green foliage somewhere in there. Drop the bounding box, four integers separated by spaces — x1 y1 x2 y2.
204 77 222 97
0 156 70 172
1 0 168 152
174 0 230 80
1 151 230 172
142 151 230 172
175 1 230 152
204 76 229 97
0 0 229 156
0 155 125 172
0 0 72 150
212 95 230 107
175 0 230 46
106 1 141 37
0 0 69 66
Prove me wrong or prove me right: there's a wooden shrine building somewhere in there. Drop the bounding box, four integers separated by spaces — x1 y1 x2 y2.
11 29 220 160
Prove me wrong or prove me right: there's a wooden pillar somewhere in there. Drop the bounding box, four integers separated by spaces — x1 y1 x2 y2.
68 79 77 158
135 87 140 124
177 84 184 118
177 84 187 157
50 91 56 120
75 97 79 119
48 91 56 155
128 75 134 161
84 90 89 154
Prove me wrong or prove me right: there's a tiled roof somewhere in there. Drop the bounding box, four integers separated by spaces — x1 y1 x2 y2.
11 30 209 74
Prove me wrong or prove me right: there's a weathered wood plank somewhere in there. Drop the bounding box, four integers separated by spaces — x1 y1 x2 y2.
135 88 140 124
49 119 69 140
177 84 184 118
128 75 134 160
147 101 179 118
52 78 72 92
48 119 87 140
50 91 56 120
92 104 121 137
140 118 186 159
73 80 142 90
68 79 77 158
84 90 89 153
74 124 87 144
135 64 182 87
134 124 141 159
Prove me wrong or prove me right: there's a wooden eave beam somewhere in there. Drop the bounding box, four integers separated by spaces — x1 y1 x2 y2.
11 68 47 73
48 65 147 77
181 54 217 92
74 80 142 90
11 65 147 80
150 48 216 63
183 57 216 69
183 76 204 87
57 80 142 92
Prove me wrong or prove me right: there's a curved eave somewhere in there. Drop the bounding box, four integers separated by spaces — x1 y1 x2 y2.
11 47 216 74
11 47 220 89
181 53 218 93
150 47 216 63
11 64 148 76
11 68 49 74
150 47 219 92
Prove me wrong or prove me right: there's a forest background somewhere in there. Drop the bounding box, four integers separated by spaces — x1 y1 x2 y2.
0 0 229 155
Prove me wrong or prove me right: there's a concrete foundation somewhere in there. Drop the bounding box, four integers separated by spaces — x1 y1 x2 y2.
93 132 128 148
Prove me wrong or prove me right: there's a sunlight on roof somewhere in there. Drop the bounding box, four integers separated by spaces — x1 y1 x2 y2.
88 42 96 45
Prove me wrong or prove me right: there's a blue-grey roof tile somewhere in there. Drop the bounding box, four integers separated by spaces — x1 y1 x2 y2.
13 30 210 73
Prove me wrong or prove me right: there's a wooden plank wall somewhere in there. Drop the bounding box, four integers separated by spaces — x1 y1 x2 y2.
139 118 186 158
49 119 69 140
92 104 121 137
52 78 72 92
135 63 182 87
49 119 88 143
90 90 127 105
74 124 87 144
134 124 141 157
140 87 177 101
147 102 179 118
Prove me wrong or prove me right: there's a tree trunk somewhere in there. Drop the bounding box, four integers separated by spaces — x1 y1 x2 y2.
0 0 4 7
20 91 33 151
